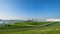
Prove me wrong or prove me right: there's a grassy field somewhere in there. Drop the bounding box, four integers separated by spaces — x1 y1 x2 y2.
0 22 49 30
0 22 60 34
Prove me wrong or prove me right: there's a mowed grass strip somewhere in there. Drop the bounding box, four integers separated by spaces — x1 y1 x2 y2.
0 25 60 34
0 22 60 34
0 22 50 30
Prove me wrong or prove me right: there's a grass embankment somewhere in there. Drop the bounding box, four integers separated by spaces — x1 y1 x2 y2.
0 22 60 34
0 22 49 30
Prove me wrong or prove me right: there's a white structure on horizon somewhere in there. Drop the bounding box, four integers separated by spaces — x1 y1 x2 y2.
46 19 60 22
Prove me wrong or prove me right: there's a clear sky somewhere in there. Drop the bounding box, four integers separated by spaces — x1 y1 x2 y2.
0 0 60 20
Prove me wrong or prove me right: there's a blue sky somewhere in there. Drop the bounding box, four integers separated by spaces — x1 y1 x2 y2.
0 0 60 20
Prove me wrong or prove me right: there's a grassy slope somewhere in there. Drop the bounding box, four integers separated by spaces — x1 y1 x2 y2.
0 22 60 34
0 25 60 34
0 22 49 30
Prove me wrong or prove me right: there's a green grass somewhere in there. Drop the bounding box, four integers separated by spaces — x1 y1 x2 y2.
0 25 60 34
0 22 60 34
23 22 49 25
0 22 50 30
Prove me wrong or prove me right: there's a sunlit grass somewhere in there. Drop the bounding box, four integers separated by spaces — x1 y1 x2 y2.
0 22 60 34
0 26 60 34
